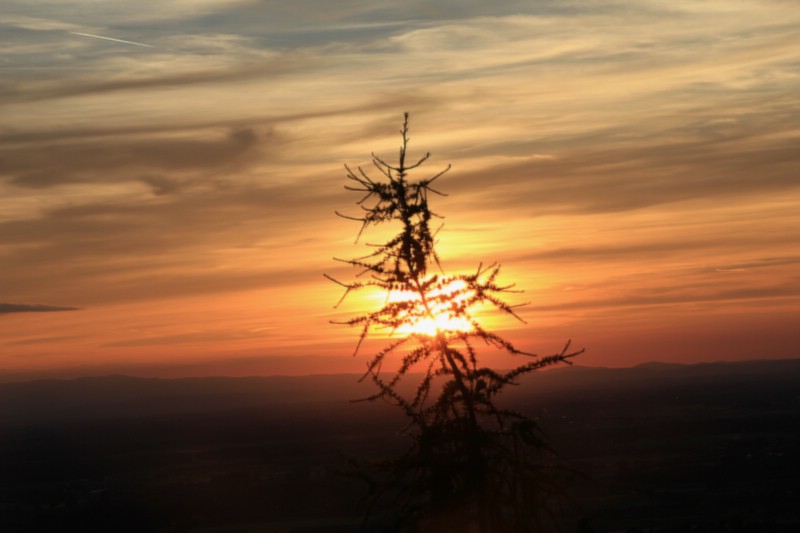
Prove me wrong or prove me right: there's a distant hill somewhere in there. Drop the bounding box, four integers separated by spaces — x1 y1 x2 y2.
2 358 799 427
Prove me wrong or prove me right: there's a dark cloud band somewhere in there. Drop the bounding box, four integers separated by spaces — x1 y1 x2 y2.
0 303 79 314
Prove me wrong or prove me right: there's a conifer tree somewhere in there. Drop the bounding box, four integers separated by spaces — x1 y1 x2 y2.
327 113 583 532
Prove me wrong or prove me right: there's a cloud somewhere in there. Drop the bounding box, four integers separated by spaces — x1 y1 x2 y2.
710 257 800 272
5 334 83 346
1 1 254 27
0 55 307 104
0 14 84 32
104 328 272 348
525 279 800 313
1 126 269 189
0 303 79 314
140 175 183 196
447 118 800 216
0 174 343 306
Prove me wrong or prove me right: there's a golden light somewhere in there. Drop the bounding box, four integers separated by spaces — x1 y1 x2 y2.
397 314 474 337
388 279 476 337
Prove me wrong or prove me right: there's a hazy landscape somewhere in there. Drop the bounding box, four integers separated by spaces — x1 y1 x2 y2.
2 358 798 532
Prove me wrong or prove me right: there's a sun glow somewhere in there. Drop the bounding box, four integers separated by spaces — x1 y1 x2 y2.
398 314 474 336
389 279 476 337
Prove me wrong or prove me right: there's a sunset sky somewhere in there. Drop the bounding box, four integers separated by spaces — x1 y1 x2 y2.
2 0 799 381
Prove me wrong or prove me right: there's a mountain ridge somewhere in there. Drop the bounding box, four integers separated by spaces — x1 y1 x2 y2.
2 357 798 428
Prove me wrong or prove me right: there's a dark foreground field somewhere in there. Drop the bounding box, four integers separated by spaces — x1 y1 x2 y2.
1 358 798 532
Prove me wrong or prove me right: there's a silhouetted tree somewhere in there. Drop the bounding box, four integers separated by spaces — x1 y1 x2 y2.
327 113 583 532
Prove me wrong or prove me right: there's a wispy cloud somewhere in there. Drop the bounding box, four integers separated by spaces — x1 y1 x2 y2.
0 54 309 103
2 126 268 188
0 303 79 314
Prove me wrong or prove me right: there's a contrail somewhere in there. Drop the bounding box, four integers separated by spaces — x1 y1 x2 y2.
70 32 154 48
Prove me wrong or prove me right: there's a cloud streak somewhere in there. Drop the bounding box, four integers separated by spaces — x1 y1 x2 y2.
0 303 79 314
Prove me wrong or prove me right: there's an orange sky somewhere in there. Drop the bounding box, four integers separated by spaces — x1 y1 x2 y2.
2 1 799 381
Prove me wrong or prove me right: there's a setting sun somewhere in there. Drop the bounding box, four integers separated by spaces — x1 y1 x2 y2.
397 313 474 337
389 279 476 337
